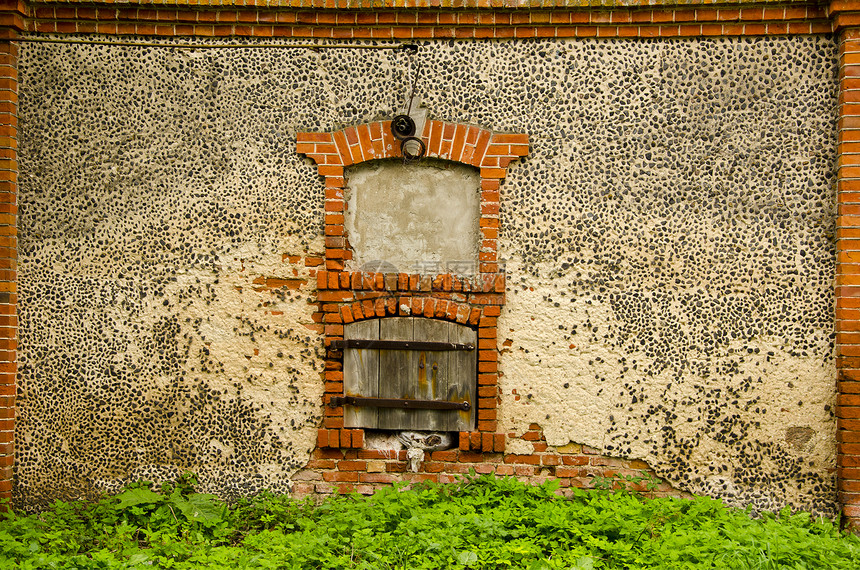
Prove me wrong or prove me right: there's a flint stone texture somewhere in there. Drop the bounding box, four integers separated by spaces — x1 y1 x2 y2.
14 35 837 516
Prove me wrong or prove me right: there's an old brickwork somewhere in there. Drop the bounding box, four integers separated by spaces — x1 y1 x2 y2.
0 27 15 503
299 120 524 451
2 0 856 530
833 0 860 530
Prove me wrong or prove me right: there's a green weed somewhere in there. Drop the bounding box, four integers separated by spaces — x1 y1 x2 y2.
0 473 858 569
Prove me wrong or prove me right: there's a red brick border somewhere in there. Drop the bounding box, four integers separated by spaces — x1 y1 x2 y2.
297 120 527 271
0 0 851 517
8 2 841 39
0 19 16 504
298 119 527 452
294 426 685 498
833 0 860 533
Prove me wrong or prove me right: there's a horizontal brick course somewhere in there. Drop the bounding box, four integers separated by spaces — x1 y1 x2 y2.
20 20 829 39
299 432 684 499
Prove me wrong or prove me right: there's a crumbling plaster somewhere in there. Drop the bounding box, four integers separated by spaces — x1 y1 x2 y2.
492 36 837 515
499 270 835 514
15 35 838 514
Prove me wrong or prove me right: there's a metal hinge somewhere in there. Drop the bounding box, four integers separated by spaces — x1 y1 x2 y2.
330 339 474 351
330 396 471 411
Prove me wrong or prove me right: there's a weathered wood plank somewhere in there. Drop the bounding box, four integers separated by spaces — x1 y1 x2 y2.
342 317 477 431
343 319 380 428
448 323 477 431
377 317 415 429
408 319 450 431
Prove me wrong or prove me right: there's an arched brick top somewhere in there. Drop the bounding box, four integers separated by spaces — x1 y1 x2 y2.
297 120 529 178
297 119 528 275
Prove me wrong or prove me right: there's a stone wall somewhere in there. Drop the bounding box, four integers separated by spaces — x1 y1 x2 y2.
14 34 838 516
16 40 332 504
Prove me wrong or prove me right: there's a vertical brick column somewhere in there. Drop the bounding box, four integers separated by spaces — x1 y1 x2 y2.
0 27 16 503
836 4 860 530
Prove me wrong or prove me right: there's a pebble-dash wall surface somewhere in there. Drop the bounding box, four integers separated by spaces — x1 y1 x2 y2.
14 36 838 515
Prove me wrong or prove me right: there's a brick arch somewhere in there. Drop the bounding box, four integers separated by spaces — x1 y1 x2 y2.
298 119 527 455
297 119 528 274
298 119 528 179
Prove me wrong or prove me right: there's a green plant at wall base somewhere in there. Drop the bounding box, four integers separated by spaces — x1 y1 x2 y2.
1 473 860 569
590 471 662 494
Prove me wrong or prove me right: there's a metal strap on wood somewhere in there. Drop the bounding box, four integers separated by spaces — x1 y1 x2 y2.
330 339 474 351
330 395 471 411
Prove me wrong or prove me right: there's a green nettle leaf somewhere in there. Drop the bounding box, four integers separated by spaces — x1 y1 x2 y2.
115 488 164 510
456 550 478 566
3 474 860 568
172 494 224 525
127 551 152 565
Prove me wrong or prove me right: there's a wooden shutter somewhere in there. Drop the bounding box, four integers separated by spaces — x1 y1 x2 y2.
342 317 476 431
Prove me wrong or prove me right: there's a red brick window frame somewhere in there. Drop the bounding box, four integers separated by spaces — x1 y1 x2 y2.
297 120 528 453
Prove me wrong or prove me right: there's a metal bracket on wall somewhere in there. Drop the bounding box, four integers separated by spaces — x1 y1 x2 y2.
330 395 471 411
330 339 474 351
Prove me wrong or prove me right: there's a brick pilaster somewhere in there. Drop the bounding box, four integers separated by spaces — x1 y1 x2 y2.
0 1 20 504
833 0 860 531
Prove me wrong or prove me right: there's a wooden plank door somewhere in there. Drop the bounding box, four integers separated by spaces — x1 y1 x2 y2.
447 323 477 431
341 317 477 431
377 317 415 430
407 319 450 431
343 319 379 428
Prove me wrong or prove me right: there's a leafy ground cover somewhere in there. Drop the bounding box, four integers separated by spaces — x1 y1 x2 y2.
2 473 859 569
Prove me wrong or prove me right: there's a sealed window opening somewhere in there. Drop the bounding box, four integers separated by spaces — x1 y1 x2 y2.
344 160 481 275
339 317 477 431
